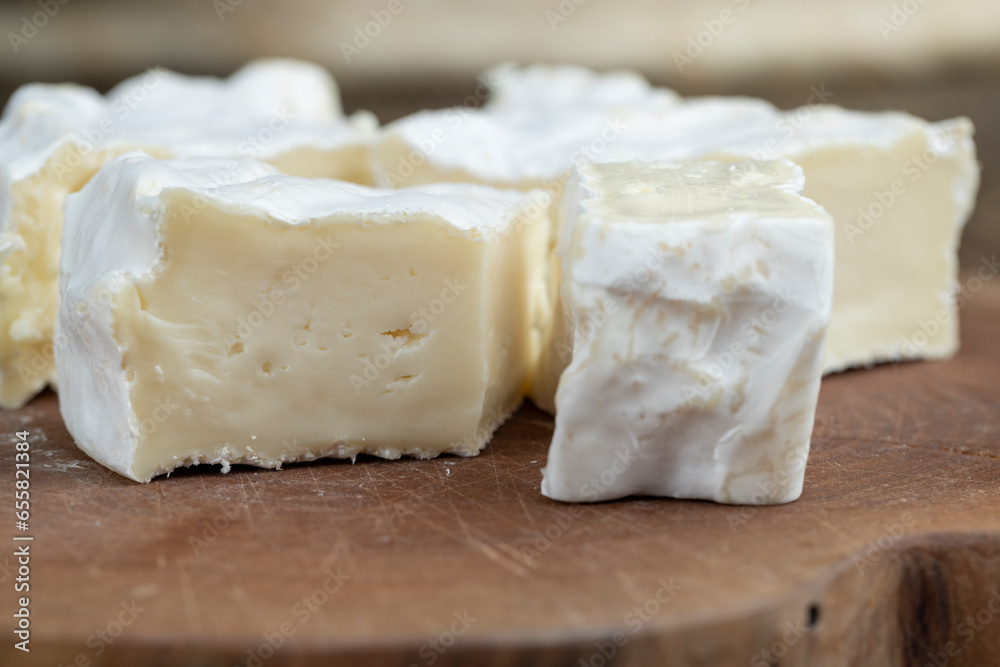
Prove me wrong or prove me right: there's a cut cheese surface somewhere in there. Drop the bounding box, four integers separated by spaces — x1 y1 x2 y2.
605 106 978 374
374 64 979 384
0 59 377 408
56 153 549 482
542 160 834 504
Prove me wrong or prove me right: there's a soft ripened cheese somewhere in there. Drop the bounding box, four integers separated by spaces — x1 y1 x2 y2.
0 59 377 408
373 65 979 394
485 62 680 114
542 160 833 504
603 105 979 376
373 64 680 190
56 153 549 483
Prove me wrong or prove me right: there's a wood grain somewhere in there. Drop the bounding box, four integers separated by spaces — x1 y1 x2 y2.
1 279 998 667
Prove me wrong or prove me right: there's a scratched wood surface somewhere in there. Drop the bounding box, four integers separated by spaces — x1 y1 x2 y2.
0 279 997 667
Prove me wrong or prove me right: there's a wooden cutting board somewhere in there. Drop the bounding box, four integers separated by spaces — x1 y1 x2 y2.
2 279 999 667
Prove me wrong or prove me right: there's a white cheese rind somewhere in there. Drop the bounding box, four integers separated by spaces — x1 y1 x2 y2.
57 153 549 482
541 160 834 505
0 59 377 409
484 62 679 114
373 64 979 386
373 64 682 190
0 59 374 189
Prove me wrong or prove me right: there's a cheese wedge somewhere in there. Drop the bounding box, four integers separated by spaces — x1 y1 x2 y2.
0 59 376 408
374 64 979 397
56 153 549 482
542 160 833 504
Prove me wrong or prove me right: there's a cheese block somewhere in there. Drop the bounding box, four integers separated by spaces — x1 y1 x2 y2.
56 153 549 483
374 64 679 190
0 59 377 408
603 104 978 377
374 65 979 396
542 160 834 504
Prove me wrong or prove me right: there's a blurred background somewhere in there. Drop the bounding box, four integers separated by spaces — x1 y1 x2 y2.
0 0 997 268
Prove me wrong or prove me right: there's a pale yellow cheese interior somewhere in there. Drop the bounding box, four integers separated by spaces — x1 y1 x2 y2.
110 191 542 481
530 126 972 412
778 129 966 370
267 145 374 186
0 144 136 407
0 143 373 408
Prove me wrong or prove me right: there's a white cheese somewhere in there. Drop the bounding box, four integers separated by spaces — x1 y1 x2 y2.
373 64 680 190
56 153 549 483
373 65 979 397
542 160 833 504
0 59 377 408
484 62 680 114
605 104 979 376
